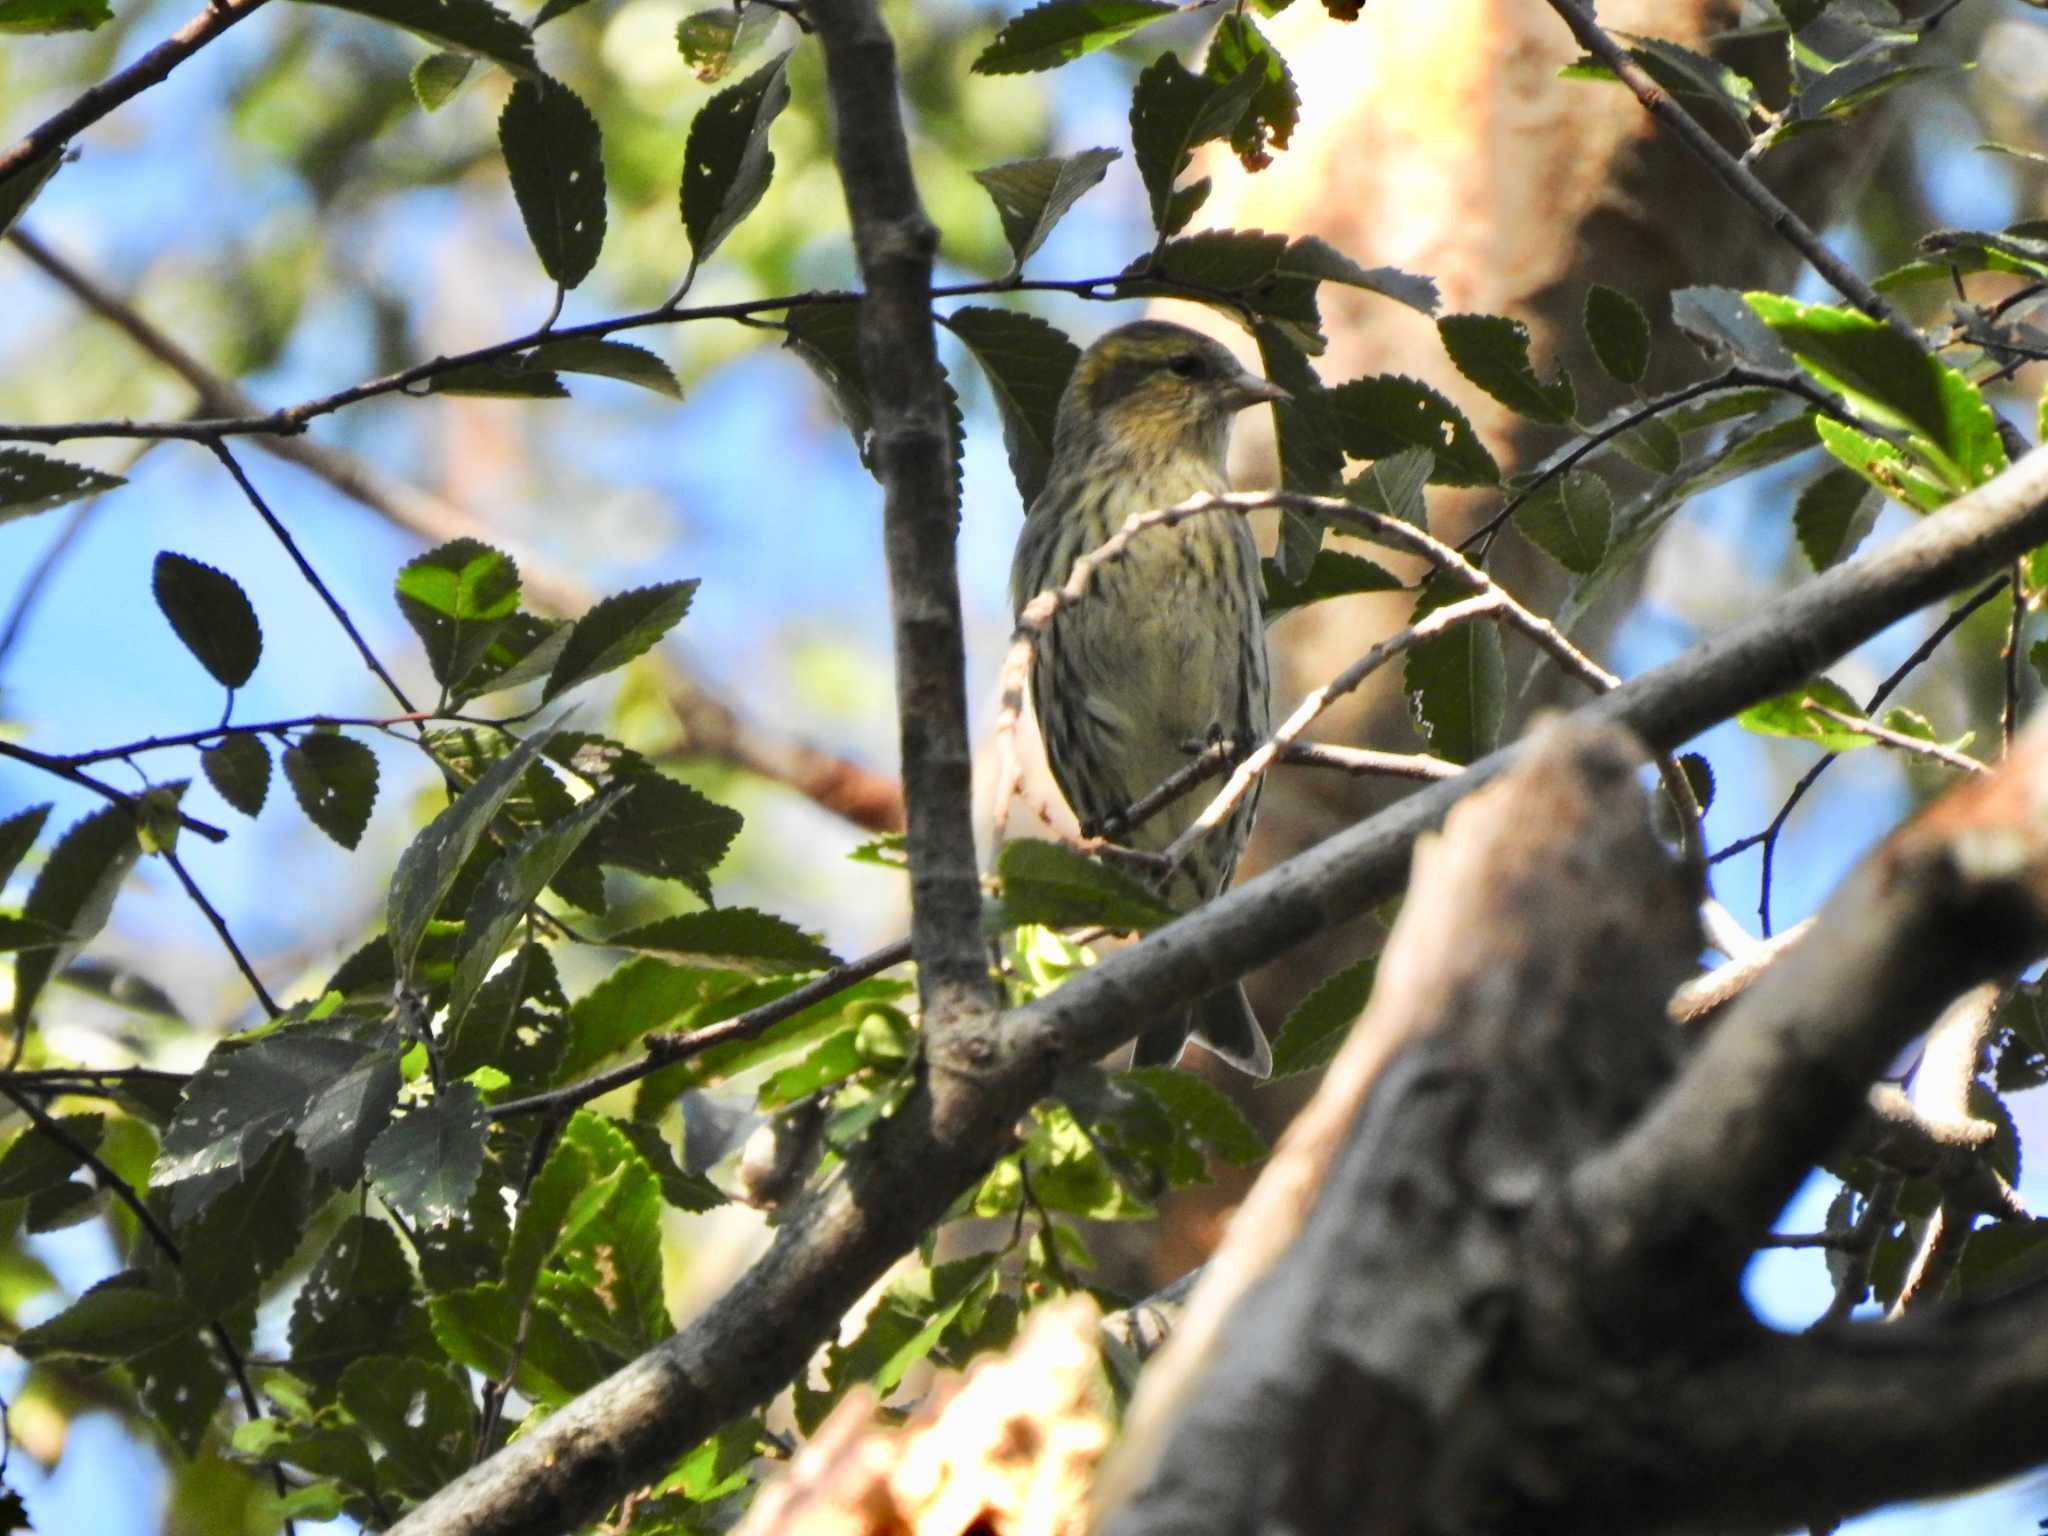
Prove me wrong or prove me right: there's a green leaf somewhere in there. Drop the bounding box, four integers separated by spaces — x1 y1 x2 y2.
448 790 617 1024
944 306 1079 507
585 770 742 906
424 359 568 398
366 1081 489 1228
1404 576 1503 765
200 736 271 818
613 1119 726 1212
1277 235 1439 316
607 908 838 974
1438 312 1576 425
388 725 559 983
784 302 872 457
0 1113 102 1199
1205 13 1296 171
428 1283 608 1407
535 1139 669 1357
1745 293 2006 493
973 0 1175 73
996 839 1177 933
1517 470 1613 575
1129 51 1263 237
337 1357 475 1497
1607 33 1758 124
970 149 1120 274
681 52 791 270
757 1020 865 1107
0 148 63 241
16 1274 197 1363
1326 375 1499 486
1584 284 1651 384
1119 1066 1266 1164
0 0 109 32
499 78 606 291
287 1216 435 1389
12 803 141 1032
1254 325 1343 579
1793 465 1884 570
1736 677 1871 751
1261 548 1402 621
544 580 698 701
523 338 681 399
176 1136 309 1315
396 539 520 692
1815 415 1950 514
674 2 776 80
134 1327 228 1458
293 0 536 74
410 49 474 110
1270 958 1375 1076
0 448 124 526
1343 445 1434 526
0 803 51 894
1670 286 1797 371
450 612 569 705
283 734 380 850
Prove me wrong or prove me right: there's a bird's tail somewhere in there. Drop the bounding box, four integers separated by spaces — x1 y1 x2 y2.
1131 982 1272 1078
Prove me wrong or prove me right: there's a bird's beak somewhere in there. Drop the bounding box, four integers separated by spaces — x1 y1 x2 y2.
1227 371 1290 408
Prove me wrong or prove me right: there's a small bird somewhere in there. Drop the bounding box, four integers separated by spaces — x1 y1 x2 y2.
1009 318 1283 1077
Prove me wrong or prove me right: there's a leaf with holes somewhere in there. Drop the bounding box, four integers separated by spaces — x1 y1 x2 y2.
945 306 1079 506
500 78 606 289
12 804 141 1032
996 840 1176 933
1584 284 1651 384
366 1081 488 1228
200 735 271 818
1438 313 1576 425
973 0 1174 73
0 448 123 526
1327 375 1499 486
396 539 520 693
288 1215 436 1388
1404 576 1503 765
1204 13 1295 171
675 2 777 80
284 734 379 850
971 148 1119 274
681 52 791 271
1517 470 1612 575
295 0 536 73
450 612 569 704
523 338 681 399
177 1136 311 1315
544 581 697 701
1129 51 1263 237
338 1356 476 1497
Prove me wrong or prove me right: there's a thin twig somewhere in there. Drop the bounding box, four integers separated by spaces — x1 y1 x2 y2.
0 738 228 843
159 847 282 1017
58 710 479 767
1805 705 1987 776
1274 741 1463 781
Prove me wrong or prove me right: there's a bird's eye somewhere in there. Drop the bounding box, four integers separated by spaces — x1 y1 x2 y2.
1167 353 1208 380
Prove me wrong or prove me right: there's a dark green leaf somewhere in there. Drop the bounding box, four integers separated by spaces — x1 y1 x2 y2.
283 734 380 850
366 1081 489 1228
396 539 520 692
973 0 1175 73
1129 51 1263 237
1205 13 1296 171
0 915 65 952
613 1119 726 1212
1254 324 1343 580
499 78 606 290
1404 576 1503 764
0 0 108 31
784 302 872 457
445 943 563 1080
523 338 681 399
0 1113 101 1199
1119 1066 1265 1164
1793 464 1884 570
944 306 1079 506
1262 548 1402 620
134 1327 228 1457
410 49 474 110
428 1283 608 1407
287 1215 435 1388
996 839 1176 933
388 725 560 982
584 770 742 906
1438 312 1576 425
970 149 1120 274
13 803 140 1031
1614 33 1757 123
1670 285 1796 370
0 448 124 526
294 0 536 74
1278 235 1439 316
338 1357 475 1497
200 736 271 818
451 612 569 704
1343 445 1434 526
16 1274 197 1363
1271 958 1374 1077
0 148 62 241
1736 677 1870 751
1790 52 1948 126
1584 284 1651 384
674 2 776 79
1517 470 1613 574
607 908 838 974
176 1136 309 1314
681 52 791 270
424 359 568 398
0 803 51 893
544 580 698 701
1326 374 1499 486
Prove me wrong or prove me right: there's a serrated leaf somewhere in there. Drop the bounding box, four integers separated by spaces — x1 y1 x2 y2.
200 735 271 818
410 49 473 110
681 52 791 270
1205 13 1296 171
1676 751 1715 817
973 0 1175 73
134 1327 228 1458
283 734 379 850
944 306 1079 506
1120 1066 1265 1164
613 1118 726 1212
388 725 559 982
0 0 108 31
1344 444 1434 527
996 839 1177 933
294 0 537 73
784 302 872 457
1793 464 1884 570
1438 312 1576 425
1585 284 1651 384
428 1283 607 1407
1404 576 1503 765
675 3 776 80
288 1215 434 1388
16 1274 197 1362
177 1136 309 1314
0 1113 102 1199
523 338 681 399
12 803 141 1031
0 803 51 893
1736 677 1870 751
1326 374 1499 486
425 359 569 398
607 908 838 974
1517 470 1612 574
396 538 520 693
0 448 124 525
535 1130 669 1356
366 1081 488 1228
1815 415 1950 514
1278 235 1439 316
544 580 697 701
337 1356 475 1497
1261 548 1402 621
971 149 1119 274
591 774 741 904
499 78 606 290
1129 51 1263 237
1271 958 1374 1076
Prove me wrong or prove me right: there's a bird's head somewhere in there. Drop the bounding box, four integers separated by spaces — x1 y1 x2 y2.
1051 320 1288 468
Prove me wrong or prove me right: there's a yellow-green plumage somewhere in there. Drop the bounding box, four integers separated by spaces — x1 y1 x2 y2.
1009 319 1281 1076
